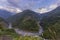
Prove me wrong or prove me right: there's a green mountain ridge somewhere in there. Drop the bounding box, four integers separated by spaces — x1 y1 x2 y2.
40 6 60 40
7 10 41 32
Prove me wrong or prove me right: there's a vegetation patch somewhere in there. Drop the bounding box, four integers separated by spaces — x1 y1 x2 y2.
12 16 40 32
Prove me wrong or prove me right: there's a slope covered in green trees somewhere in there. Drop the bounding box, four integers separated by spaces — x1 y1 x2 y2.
8 10 41 32
40 6 60 40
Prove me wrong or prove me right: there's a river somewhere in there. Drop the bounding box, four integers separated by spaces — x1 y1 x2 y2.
8 22 43 36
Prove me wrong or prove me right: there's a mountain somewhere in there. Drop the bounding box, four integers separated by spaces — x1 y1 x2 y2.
6 6 60 39
40 6 60 27
7 10 41 22
7 10 41 32
0 17 8 29
40 6 60 39
40 6 60 19
0 9 14 19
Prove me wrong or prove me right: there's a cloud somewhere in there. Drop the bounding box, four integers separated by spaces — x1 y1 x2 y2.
7 0 43 10
57 0 60 6
35 9 47 13
0 6 22 13
0 0 22 13
49 4 58 9
0 6 3 9
38 8 48 13
15 8 22 13
0 0 59 13
35 4 58 13
7 0 59 11
0 0 9 6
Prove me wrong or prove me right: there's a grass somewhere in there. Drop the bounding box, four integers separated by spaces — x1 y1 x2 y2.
0 26 43 40
13 36 43 40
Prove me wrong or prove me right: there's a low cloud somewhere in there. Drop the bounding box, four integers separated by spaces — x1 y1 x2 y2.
37 8 48 13
0 6 22 13
35 4 58 13
49 4 58 10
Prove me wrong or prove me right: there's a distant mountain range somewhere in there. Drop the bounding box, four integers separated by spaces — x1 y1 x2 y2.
0 6 60 23
6 6 60 24
0 9 14 19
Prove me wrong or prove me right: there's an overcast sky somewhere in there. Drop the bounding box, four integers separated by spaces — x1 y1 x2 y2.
0 0 60 13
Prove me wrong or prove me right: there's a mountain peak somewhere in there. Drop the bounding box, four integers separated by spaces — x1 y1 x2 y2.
23 9 34 13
